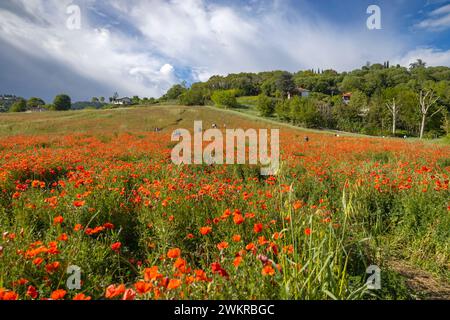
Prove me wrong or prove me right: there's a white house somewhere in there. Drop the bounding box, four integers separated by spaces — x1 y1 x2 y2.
111 97 132 105
288 87 310 99
298 87 310 98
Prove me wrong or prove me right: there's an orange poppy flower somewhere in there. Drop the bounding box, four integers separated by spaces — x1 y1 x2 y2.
105 284 126 299
232 234 241 242
233 256 243 268
144 266 162 282
0 289 18 300
233 214 245 225
167 279 182 290
26 285 38 299
167 248 181 259
122 288 136 300
45 261 60 274
51 289 67 300
200 226 212 235
216 242 229 250
73 293 91 300
53 216 64 225
262 265 275 276
246 243 256 251
73 200 86 208
111 242 122 252
134 281 152 295
293 200 304 210
253 223 263 233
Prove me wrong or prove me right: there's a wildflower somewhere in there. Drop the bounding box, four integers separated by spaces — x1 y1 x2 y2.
233 256 243 268
122 288 136 300
73 293 91 300
26 286 38 299
51 289 67 300
111 242 122 252
74 224 83 232
73 200 86 208
217 242 229 251
45 261 60 274
304 228 312 236
200 226 212 235
293 200 304 210
246 243 256 251
167 279 182 290
105 284 126 299
57 233 68 241
211 262 229 279
134 281 152 295
53 216 64 225
174 258 187 272
33 258 44 266
233 214 245 225
0 289 18 300
262 265 275 276
167 248 181 259
232 234 241 242
144 266 162 282
253 223 263 233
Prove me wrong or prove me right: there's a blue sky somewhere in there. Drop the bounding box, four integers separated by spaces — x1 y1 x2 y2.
0 0 449 102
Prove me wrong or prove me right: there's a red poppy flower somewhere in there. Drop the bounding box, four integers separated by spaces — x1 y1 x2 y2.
262 265 275 276
51 289 67 300
200 226 212 235
167 248 181 259
73 293 91 300
167 279 182 290
253 223 263 233
111 242 122 252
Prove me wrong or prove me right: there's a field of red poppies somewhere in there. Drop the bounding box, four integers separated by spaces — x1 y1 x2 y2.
0 106 449 300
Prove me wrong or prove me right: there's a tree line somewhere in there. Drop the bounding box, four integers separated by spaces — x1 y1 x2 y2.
162 60 450 139
2 94 72 112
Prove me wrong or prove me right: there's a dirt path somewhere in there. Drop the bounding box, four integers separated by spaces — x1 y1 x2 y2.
388 260 450 300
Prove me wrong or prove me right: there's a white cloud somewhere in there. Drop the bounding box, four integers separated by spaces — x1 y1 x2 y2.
416 4 450 30
394 47 450 67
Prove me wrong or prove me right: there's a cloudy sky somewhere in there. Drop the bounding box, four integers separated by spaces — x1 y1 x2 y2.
0 0 450 102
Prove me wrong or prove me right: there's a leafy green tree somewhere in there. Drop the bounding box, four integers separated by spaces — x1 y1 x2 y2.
10 98 27 112
132 96 140 105
256 94 275 117
179 88 207 106
409 59 426 70
211 90 238 108
333 91 367 132
275 99 291 121
26 97 45 110
289 97 320 128
163 84 187 100
53 94 71 111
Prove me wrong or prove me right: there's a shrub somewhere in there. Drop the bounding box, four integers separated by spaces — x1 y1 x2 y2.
179 89 206 106
256 94 275 117
53 94 72 111
211 90 238 108
9 99 27 112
